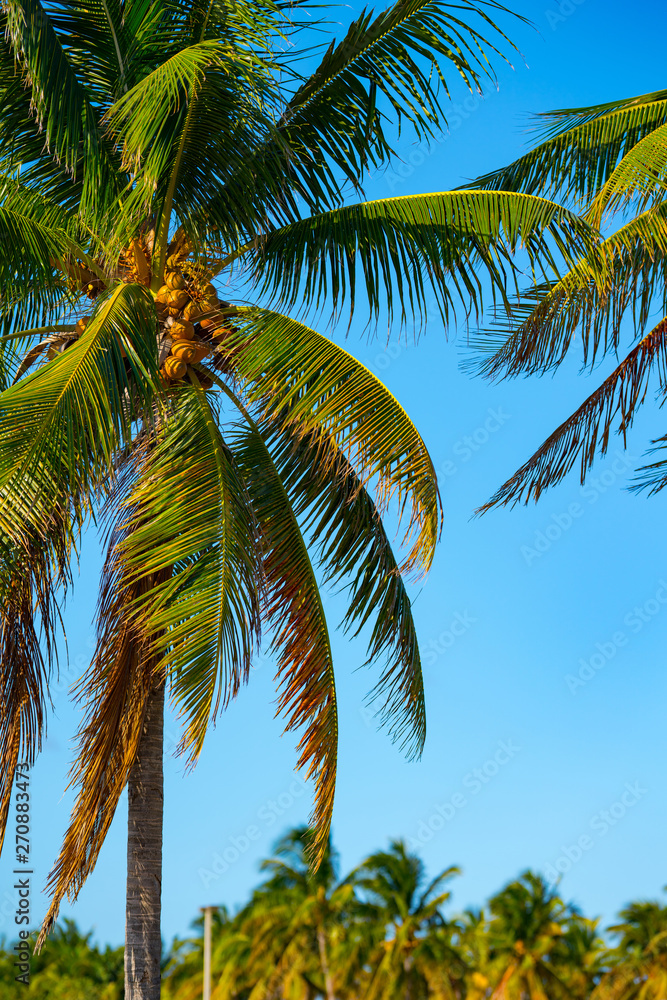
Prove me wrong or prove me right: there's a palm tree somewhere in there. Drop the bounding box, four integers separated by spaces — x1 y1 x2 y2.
482 871 575 1000
352 840 464 1000
0 919 124 1000
593 898 667 1000
0 1 593 997
163 829 361 1000
466 89 667 508
212 828 358 1000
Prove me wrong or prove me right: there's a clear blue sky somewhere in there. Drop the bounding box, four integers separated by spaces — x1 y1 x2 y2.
4 0 667 949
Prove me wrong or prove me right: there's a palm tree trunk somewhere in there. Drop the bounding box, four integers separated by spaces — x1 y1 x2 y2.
125 678 164 1000
317 924 336 1000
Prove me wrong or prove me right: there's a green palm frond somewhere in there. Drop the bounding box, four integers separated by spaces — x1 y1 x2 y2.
0 282 160 541
477 317 667 510
586 123 667 226
3 0 119 217
246 190 596 325
231 308 441 576
468 203 667 380
266 422 425 759
0 179 95 330
469 89 667 206
232 420 337 864
210 0 523 227
48 0 163 99
112 384 262 764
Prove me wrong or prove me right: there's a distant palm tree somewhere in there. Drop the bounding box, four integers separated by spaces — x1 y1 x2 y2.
483 871 574 1000
352 840 464 1000
224 828 357 1000
468 89 667 508
593 898 667 1000
0 920 124 1000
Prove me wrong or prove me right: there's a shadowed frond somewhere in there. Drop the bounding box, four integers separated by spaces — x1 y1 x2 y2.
469 89 667 206
247 190 596 326
231 308 441 576
231 419 336 865
112 383 262 764
0 179 94 328
3 0 119 218
477 317 667 511
0 531 66 857
266 423 425 759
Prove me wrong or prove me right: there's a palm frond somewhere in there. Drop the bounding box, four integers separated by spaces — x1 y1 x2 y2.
586 122 667 226
211 0 523 226
248 190 596 326
0 281 161 542
38 517 167 946
477 316 667 510
2 0 119 218
232 308 441 576
232 420 337 865
265 422 425 759
467 203 667 381
112 383 262 764
469 89 667 206
0 531 65 858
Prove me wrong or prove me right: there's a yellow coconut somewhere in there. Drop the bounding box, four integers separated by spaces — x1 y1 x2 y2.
202 283 218 300
170 319 195 340
75 315 92 335
170 340 198 363
190 343 210 363
163 356 187 379
166 289 190 316
156 284 171 303
183 300 203 322
166 270 186 290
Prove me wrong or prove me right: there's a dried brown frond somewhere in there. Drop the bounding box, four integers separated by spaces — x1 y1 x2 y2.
479 317 667 511
38 507 167 947
0 535 63 855
233 424 337 866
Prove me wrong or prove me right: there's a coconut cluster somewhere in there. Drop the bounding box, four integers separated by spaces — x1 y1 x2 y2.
59 240 236 386
155 268 232 387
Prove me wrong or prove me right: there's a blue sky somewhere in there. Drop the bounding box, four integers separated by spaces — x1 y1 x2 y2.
3 0 667 950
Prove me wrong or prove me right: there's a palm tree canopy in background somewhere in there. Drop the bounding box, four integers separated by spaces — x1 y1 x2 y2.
150 831 667 1000
466 89 667 507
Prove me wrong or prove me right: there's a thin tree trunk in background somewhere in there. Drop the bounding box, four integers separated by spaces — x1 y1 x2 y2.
125 679 164 1000
317 924 336 1000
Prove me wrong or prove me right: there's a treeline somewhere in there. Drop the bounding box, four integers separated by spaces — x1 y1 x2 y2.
1 828 666 999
